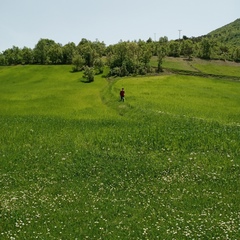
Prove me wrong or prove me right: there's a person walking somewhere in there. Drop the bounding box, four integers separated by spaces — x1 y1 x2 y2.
120 88 125 102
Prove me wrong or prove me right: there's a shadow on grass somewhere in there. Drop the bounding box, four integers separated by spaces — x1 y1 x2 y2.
80 79 93 83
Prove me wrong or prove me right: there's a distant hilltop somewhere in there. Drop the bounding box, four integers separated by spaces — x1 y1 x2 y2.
207 18 240 46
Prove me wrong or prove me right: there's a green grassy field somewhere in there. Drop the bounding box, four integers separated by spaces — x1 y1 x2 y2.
192 60 240 77
0 63 240 239
158 57 240 78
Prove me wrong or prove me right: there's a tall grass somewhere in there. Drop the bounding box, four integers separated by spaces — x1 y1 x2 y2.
154 57 240 77
0 65 239 239
0 65 116 119
113 74 240 124
191 59 240 77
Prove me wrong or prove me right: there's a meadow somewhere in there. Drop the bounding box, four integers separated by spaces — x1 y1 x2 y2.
0 61 240 239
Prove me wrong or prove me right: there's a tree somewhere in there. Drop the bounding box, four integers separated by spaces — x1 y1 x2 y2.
0 53 6 65
92 39 106 57
72 54 85 72
83 66 94 82
22 47 33 64
168 41 180 57
78 44 97 67
2 46 22 65
232 47 240 62
77 39 101 67
140 47 152 68
48 43 63 64
181 39 194 60
107 42 129 76
156 46 166 72
218 44 229 60
62 42 77 64
94 57 104 74
34 38 56 64
198 38 211 59
106 40 155 76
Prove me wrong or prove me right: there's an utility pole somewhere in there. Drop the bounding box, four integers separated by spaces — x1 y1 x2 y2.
154 33 156 41
178 30 182 40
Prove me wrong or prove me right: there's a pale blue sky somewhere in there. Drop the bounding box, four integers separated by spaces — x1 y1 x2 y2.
0 0 239 52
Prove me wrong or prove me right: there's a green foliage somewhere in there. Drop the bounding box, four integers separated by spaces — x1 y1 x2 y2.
2 46 23 65
77 38 105 67
168 41 180 57
62 42 77 64
48 43 63 64
232 47 240 62
34 38 57 64
83 66 95 82
107 41 153 77
208 18 240 47
21 47 34 64
0 19 240 67
198 38 212 59
72 54 85 72
94 57 104 74
156 46 166 72
180 39 194 60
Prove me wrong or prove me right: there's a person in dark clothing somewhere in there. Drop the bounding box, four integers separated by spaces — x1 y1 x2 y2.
120 88 125 102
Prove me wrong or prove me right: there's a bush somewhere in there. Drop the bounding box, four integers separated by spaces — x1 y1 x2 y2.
83 66 94 82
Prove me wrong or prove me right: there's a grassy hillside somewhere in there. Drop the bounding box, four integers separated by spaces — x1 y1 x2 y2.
152 56 240 79
0 65 116 119
208 18 240 46
0 65 240 239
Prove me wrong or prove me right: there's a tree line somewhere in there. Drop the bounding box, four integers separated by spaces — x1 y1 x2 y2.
0 36 240 79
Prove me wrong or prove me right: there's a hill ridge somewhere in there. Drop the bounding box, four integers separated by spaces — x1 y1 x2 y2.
207 18 240 46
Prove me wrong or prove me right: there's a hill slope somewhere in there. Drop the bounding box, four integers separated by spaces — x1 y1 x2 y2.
207 18 240 46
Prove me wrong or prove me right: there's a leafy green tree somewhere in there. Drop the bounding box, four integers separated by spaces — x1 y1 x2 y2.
181 39 194 60
78 43 97 67
94 57 104 74
107 42 128 75
2 49 13 65
106 40 154 76
113 41 128 66
83 66 94 82
218 44 229 60
110 67 121 76
48 43 63 64
198 38 211 59
146 37 153 43
2 46 22 65
140 47 152 68
22 47 33 64
77 38 103 67
232 47 240 62
92 39 106 57
156 46 166 72
72 54 85 72
62 42 77 64
168 41 180 57
34 38 56 64
0 53 6 65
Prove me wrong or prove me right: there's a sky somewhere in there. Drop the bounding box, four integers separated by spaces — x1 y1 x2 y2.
0 0 239 52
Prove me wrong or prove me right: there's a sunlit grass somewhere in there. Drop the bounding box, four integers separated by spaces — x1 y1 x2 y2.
191 59 240 77
0 65 239 239
162 57 196 71
114 74 240 124
151 56 240 78
0 65 116 119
